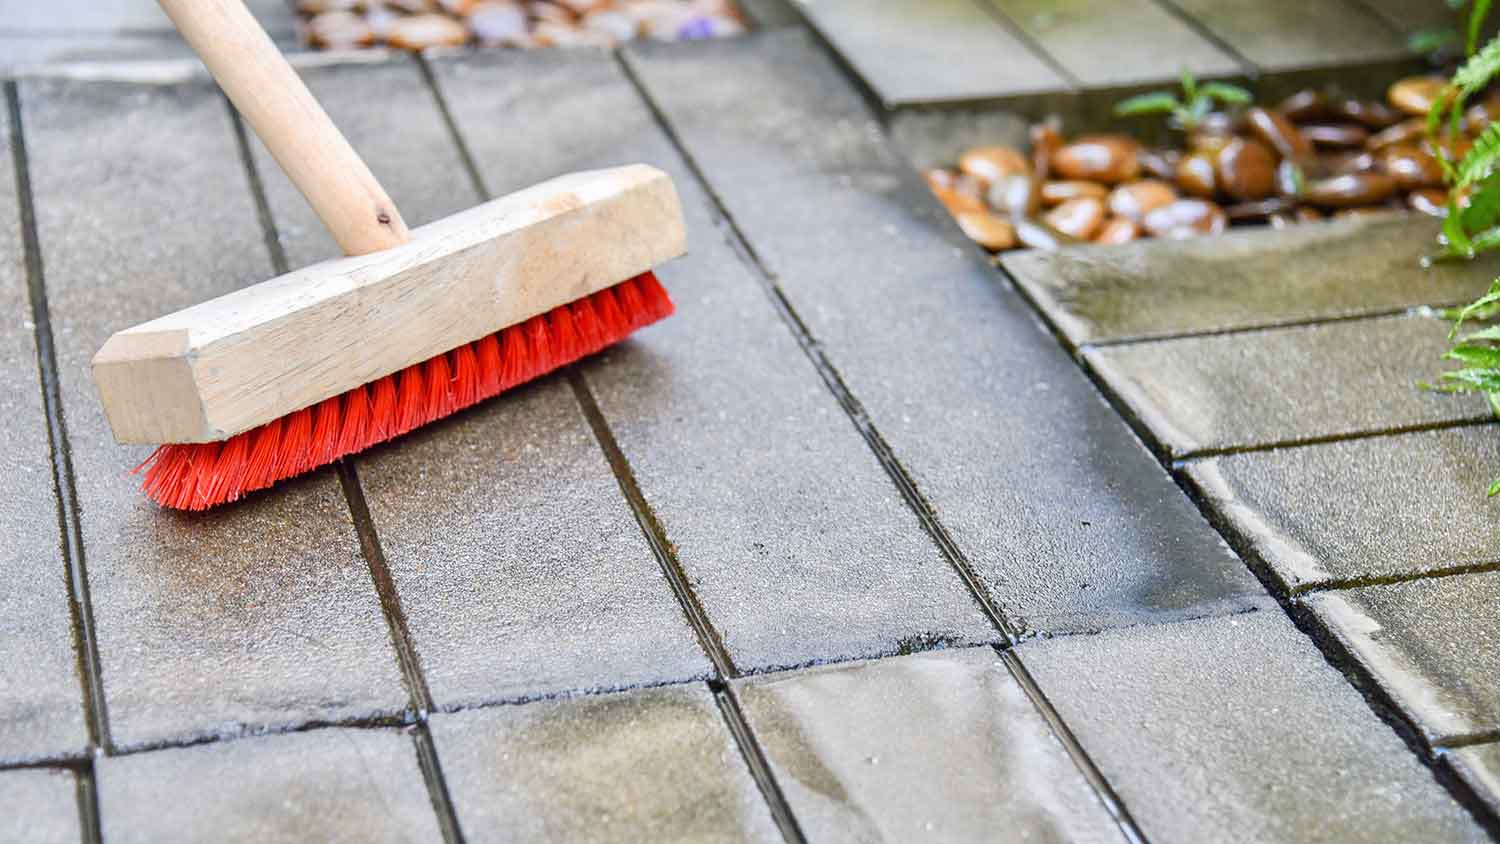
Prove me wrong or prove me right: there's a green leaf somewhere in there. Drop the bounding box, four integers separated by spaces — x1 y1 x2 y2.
1486 475 1500 497
1470 0 1493 55
1458 122 1500 187
1438 367 1500 391
1179 69 1197 99
1411 27 1460 55
1445 343 1500 367
1198 82 1252 105
1113 91 1179 117
1457 323 1500 343
1444 201 1477 258
1454 279 1500 336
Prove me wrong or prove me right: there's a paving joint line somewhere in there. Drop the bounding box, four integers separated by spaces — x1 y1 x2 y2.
615 48 1166 844
1291 558 1500 596
421 54 806 842
967 0 1083 89
1144 0 1260 75
1173 416 1500 464
230 91 465 843
1080 303 1471 350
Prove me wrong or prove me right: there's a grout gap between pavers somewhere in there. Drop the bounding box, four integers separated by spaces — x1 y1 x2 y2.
227 93 466 844
968 0 1084 89
6 78 106 844
1144 0 1259 74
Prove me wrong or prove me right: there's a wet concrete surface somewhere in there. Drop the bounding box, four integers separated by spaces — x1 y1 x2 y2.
1022 611 1489 843
1450 743 1500 820
734 647 1124 843
1003 216 1500 346
1187 426 1500 591
431 685 781 843
1086 314 1490 457
1165 0 1408 71
1307 572 1500 744
0 768 80 844
97 727 442 843
20 77 407 749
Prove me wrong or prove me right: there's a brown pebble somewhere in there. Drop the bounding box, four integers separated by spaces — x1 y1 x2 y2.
1301 124 1369 148
533 19 615 46
1043 197 1106 240
528 0 575 23
387 13 470 49
1278 89 1328 122
1030 121 1063 182
1139 148 1181 182
467 0 529 43
1365 118 1425 151
1325 151 1378 175
1216 137 1276 201
959 146 1029 186
297 0 359 12
582 8 639 41
955 211 1017 251
931 184 984 216
1466 95 1500 131
1275 159 1305 198
386 0 436 11
1143 199 1227 239
1224 197 1295 222
1040 180 1109 206
1333 206 1401 220
1302 172 1398 208
439 0 475 13
1378 144 1444 190
305 11 374 48
1247 107 1313 162
1388 76 1452 117
1330 98 1403 129
1096 218 1140 245
1013 217 1080 251
1408 188 1449 217
1175 153 1218 198
1188 131 1233 156
1107 179 1177 222
1053 135 1141 184
986 173 1038 219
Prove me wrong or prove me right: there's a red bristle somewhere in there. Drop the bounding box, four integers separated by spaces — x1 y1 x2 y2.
337 385 372 456
368 376 397 444
141 273 677 510
394 364 426 436
549 304 582 365
276 408 313 481
426 353 457 419
451 343 479 408
309 396 343 468
474 334 502 397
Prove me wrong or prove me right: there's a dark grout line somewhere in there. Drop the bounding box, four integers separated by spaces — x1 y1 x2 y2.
968 0 1084 90
713 685 808 844
1293 559 1500 596
1145 0 1260 76
414 56 489 202
1174 417 1500 464
228 84 465 842
1082 302 1471 350
74 763 103 844
1441 730 1500 751
1000 650 1148 844
6 79 111 752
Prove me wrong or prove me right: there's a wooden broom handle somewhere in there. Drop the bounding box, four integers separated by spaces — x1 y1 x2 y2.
157 0 409 256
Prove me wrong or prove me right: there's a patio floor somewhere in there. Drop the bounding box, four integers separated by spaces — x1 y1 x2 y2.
2 4 1499 843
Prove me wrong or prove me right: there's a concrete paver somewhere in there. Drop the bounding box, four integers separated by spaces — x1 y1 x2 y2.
0 768 80 844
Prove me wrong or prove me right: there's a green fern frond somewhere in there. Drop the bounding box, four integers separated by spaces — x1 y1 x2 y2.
1470 0 1494 55
1459 122 1500 187
1453 34 1500 94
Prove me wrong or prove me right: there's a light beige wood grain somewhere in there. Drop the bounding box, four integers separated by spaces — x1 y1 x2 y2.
156 0 409 255
92 164 687 444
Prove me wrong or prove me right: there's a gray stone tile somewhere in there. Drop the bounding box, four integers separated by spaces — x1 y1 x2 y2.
359 380 712 707
734 647 1124 843
1022 611 1488 843
986 0 1244 86
1306 572 1500 744
1187 426 1500 591
1002 215 1500 346
431 685 781 843
1166 0 1408 71
793 0 1070 106
0 34 199 73
97 727 442 843
1084 314 1491 458
0 93 86 765
1449 743 1500 819
251 58 474 269
1358 0 1462 35
626 32 1265 636
21 78 406 749
0 768 80 844
737 0 802 28
431 49 997 670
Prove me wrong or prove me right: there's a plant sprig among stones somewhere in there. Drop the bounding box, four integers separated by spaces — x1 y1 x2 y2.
926 76 1473 255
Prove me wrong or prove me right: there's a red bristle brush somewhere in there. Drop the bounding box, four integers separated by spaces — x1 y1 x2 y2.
90 0 686 511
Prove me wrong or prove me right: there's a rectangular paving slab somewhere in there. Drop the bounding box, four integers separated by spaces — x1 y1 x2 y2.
0 95 86 765
733 647 1124 843
793 0 1070 106
1002 216 1500 346
20 77 407 749
1187 426 1500 591
1449 743 1500 820
96 727 442 843
985 0 1244 86
1021 610 1489 843
626 31 1265 636
430 685 782 843
1084 314 1491 458
1306 572 1500 745
1164 0 1408 71
278 58 711 709
429 50 997 671
0 768 80 844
